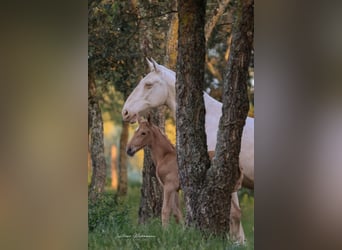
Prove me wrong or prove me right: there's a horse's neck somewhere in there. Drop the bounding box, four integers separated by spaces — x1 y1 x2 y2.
161 67 223 117
161 69 176 116
149 127 175 165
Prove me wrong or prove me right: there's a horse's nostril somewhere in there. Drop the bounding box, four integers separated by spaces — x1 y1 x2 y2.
123 110 128 116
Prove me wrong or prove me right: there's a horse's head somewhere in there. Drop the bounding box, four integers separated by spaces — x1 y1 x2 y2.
126 116 153 156
122 58 175 123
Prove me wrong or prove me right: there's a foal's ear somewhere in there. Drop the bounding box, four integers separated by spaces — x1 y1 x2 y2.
137 115 149 125
146 114 152 125
137 115 145 124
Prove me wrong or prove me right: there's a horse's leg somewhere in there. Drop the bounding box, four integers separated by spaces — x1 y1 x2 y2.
172 191 183 224
161 184 172 227
234 167 244 192
229 192 246 244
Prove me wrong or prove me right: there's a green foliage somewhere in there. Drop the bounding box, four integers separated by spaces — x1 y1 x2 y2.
89 1 175 123
89 184 254 250
88 191 130 232
88 1 141 93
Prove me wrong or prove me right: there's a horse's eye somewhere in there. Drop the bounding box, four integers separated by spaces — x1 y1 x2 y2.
145 83 153 89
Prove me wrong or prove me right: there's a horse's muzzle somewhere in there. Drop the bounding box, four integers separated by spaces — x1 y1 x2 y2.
122 109 137 123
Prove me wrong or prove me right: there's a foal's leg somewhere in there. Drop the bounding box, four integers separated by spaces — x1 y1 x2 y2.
172 191 183 224
161 184 173 227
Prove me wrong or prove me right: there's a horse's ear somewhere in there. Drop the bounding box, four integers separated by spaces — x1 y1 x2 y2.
146 57 154 72
150 58 160 73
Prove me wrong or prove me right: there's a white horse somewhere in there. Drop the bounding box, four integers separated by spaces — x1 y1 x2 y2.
122 58 254 189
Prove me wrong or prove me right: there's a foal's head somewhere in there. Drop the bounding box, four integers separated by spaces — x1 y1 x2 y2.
126 117 154 157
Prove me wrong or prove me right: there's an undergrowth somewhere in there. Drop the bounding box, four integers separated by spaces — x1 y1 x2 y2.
88 183 254 250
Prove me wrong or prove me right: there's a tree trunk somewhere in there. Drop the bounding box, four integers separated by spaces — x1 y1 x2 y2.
176 0 253 236
138 107 165 224
111 145 118 190
165 0 178 69
135 0 164 223
118 120 129 196
88 148 92 185
88 69 107 201
197 0 253 234
176 0 210 226
135 0 154 58
205 0 231 43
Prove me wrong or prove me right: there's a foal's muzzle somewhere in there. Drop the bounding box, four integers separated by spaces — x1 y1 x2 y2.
126 147 135 157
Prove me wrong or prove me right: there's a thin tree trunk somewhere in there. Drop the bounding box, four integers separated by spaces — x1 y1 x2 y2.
165 0 178 69
118 120 129 196
224 34 233 61
111 145 118 190
88 148 92 184
205 0 231 43
206 56 223 82
134 0 164 223
88 70 107 201
138 107 165 224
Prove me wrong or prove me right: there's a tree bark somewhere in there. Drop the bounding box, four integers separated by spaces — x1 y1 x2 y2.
118 120 129 196
111 145 118 190
197 0 253 234
165 0 178 69
176 0 210 226
138 107 165 224
205 0 231 43
88 69 107 201
176 0 253 236
135 0 164 223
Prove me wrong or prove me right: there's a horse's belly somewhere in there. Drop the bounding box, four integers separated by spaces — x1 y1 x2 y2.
205 113 220 151
240 117 254 181
205 116 254 181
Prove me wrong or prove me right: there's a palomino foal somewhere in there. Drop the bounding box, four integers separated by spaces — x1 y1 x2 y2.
126 117 183 227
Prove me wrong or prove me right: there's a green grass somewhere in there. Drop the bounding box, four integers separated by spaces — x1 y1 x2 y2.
88 183 254 250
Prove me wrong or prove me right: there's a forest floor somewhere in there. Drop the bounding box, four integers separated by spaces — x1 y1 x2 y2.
88 182 254 250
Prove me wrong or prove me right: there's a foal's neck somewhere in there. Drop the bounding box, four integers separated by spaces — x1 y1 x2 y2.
149 126 175 165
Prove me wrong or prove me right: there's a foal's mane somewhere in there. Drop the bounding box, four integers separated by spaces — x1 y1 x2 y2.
147 122 175 151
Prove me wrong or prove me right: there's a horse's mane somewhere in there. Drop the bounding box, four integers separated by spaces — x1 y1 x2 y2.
158 64 176 79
